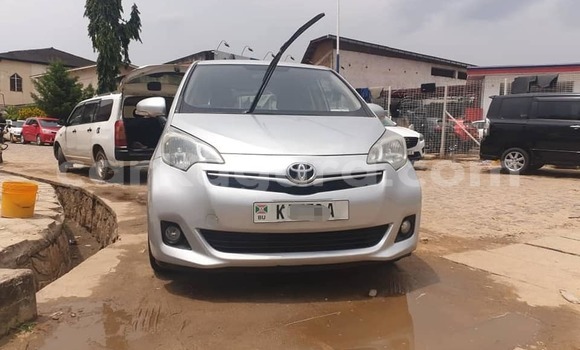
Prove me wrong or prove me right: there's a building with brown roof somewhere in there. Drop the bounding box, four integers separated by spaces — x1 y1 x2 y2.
0 48 95 107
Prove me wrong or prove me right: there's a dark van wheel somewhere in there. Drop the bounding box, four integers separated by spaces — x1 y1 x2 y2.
501 148 530 175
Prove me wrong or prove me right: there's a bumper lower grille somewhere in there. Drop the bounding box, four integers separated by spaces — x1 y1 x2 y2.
405 137 419 149
199 225 389 254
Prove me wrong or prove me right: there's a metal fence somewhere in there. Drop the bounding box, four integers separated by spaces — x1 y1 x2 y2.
368 79 485 157
363 72 580 158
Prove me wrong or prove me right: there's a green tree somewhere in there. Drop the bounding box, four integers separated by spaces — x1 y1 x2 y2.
82 84 97 100
84 0 142 94
31 62 89 121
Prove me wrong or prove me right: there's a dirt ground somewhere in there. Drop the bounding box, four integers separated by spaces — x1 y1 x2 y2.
0 143 579 350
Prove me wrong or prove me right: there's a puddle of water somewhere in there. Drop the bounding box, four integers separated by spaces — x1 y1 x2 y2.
8 255 551 350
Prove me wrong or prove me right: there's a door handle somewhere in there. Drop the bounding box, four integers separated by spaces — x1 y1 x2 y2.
570 125 580 129
96 127 100 134
87 128 92 133
72 130 77 133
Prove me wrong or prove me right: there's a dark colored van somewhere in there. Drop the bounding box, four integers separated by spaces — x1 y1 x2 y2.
480 93 580 174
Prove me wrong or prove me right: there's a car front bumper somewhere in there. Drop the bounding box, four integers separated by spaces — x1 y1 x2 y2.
408 139 425 161
148 154 422 269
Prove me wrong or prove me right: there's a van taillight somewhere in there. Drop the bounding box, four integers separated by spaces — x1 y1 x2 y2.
115 120 127 147
483 118 490 138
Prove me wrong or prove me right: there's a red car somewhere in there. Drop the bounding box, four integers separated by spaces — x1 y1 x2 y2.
21 117 62 145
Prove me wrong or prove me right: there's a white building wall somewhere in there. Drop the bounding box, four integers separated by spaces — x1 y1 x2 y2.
337 50 467 90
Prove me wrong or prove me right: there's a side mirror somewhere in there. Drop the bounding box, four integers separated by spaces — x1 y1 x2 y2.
135 97 166 118
367 103 387 118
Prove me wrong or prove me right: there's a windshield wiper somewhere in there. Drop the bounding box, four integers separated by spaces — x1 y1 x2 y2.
245 13 325 114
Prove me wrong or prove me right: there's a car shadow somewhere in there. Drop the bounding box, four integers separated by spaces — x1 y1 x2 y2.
480 166 580 179
161 254 439 303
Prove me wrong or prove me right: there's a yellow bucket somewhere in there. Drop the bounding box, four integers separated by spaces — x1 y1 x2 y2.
1 182 38 218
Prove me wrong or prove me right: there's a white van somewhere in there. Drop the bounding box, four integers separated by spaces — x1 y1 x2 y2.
54 64 188 180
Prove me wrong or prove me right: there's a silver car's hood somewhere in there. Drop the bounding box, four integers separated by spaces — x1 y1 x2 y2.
170 113 386 155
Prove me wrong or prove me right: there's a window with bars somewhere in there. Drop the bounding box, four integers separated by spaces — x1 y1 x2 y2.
10 73 23 92
431 67 455 79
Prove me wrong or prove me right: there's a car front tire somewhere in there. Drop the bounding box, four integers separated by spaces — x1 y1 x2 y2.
36 135 43 146
56 146 73 173
149 243 174 277
501 148 530 175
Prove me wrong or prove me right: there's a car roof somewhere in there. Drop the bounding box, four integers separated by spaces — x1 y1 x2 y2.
492 93 580 99
195 60 331 71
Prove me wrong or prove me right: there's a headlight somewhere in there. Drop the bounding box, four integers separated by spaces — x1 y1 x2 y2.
367 131 407 170
161 127 224 171
419 133 425 141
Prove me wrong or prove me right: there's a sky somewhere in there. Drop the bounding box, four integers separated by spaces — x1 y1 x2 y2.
1 0 580 67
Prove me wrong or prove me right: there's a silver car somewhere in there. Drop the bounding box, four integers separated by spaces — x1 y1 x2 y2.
144 61 421 272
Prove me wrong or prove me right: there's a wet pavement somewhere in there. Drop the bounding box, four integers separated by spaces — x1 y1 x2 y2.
1 144 579 350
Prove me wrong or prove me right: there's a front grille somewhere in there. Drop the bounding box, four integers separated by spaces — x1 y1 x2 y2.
206 171 383 195
405 137 419 149
200 225 390 254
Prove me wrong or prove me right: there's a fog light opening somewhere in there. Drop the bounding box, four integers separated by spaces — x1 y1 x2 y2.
164 225 182 245
400 220 412 235
160 221 189 248
395 215 416 243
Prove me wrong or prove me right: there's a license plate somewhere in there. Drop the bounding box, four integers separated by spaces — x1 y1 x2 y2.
253 201 349 223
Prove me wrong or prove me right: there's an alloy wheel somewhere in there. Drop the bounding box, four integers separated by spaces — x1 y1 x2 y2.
504 151 526 172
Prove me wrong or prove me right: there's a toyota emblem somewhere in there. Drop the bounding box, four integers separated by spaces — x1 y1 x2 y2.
286 163 316 185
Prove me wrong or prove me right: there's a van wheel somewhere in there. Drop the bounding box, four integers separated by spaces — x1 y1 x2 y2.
56 147 73 173
501 148 530 175
92 149 115 181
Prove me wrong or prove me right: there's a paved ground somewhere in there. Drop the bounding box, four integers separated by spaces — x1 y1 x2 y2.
0 143 579 350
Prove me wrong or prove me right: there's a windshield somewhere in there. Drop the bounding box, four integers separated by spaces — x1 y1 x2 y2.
178 65 366 116
380 117 397 127
39 119 59 128
14 121 25 127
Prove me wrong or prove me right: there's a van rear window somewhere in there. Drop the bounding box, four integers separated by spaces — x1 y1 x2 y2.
497 97 531 119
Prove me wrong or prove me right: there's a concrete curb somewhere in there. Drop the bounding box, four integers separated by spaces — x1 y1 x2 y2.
0 269 36 336
0 170 119 335
0 170 119 247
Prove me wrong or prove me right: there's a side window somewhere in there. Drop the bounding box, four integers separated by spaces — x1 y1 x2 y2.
487 99 501 119
81 102 100 124
536 100 580 121
498 98 531 119
68 105 85 126
94 99 114 122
